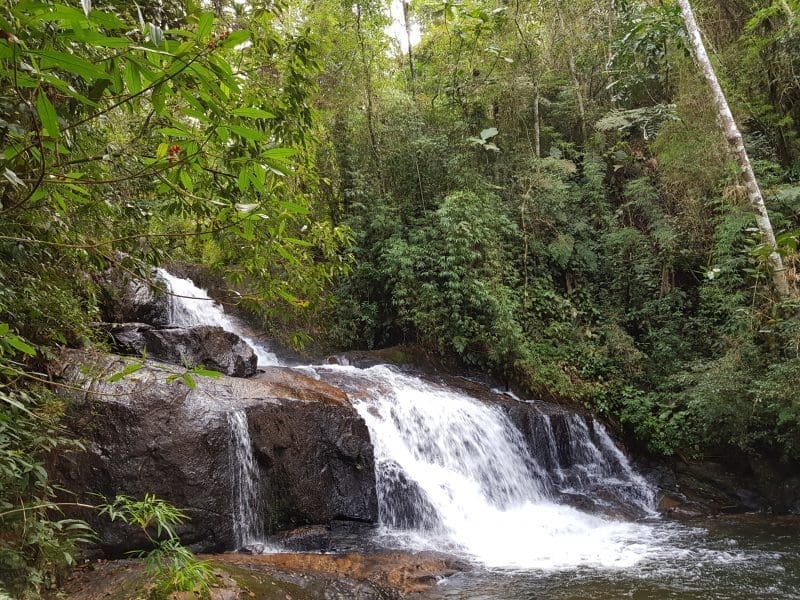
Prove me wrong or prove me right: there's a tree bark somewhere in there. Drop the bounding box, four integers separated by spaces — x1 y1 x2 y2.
402 0 416 96
533 87 541 157
678 0 792 298
556 0 587 144
355 3 380 172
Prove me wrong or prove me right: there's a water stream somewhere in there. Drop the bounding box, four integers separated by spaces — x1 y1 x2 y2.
227 410 263 548
155 269 800 597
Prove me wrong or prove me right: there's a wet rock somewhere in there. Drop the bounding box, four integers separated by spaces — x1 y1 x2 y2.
270 521 378 552
247 383 377 527
212 550 467 596
99 266 171 327
108 323 258 377
49 350 377 556
378 461 440 530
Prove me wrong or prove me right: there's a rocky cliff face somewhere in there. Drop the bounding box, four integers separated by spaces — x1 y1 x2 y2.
50 351 377 555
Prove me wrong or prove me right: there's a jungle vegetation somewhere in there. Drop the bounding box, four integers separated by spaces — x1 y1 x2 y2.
1 0 799 595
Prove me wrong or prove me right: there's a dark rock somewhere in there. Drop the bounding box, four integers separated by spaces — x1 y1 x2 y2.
99 266 170 327
247 377 377 528
108 323 258 377
377 460 440 531
49 350 377 556
270 521 378 553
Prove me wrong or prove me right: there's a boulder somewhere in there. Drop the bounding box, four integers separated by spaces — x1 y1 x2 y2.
99 266 171 327
50 350 377 556
108 323 258 377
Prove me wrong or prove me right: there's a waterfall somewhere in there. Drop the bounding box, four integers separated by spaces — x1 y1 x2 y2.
316 364 659 570
228 410 263 548
155 268 280 367
156 269 661 568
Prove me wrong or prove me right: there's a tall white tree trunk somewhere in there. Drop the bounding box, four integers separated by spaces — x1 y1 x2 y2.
402 0 416 95
678 0 792 298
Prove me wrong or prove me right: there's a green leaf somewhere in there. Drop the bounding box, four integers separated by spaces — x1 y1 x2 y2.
263 147 297 160
123 59 142 95
181 373 196 389
220 30 250 48
107 362 144 383
480 127 498 140
179 169 194 193
5 334 36 356
78 31 131 48
229 124 267 142
197 12 215 40
237 167 250 192
33 50 104 81
36 91 60 139
232 108 276 119
192 367 221 379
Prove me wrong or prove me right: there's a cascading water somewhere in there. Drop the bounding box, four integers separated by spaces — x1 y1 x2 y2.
156 269 280 547
313 364 659 569
228 410 263 548
156 269 661 565
124 270 800 597
155 268 280 367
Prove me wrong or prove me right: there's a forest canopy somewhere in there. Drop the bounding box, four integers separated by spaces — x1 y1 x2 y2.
1 0 800 594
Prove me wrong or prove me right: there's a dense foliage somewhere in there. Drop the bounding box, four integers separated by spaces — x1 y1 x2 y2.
313 0 800 463
0 0 347 594
2 0 800 595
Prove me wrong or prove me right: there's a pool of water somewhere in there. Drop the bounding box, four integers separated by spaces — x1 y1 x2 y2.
425 515 800 599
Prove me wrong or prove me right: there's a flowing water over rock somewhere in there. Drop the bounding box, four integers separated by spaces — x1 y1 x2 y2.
156 268 280 367
309 364 658 570
153 270 800 598
228 410 264 548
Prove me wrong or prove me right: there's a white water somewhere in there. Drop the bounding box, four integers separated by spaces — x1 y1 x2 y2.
156 269 666 569
228 410 263 548
155 268 280 367
313 364 660 570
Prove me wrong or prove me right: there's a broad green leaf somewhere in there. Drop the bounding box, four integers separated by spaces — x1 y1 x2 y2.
77 31 131 48
179 169 193 193
5 334 36 356
192 367 221 378
36 91 60 139
197 12 214 40
237 168 250 192
229 125 267 142
232 108 276 119
40 73 97 107
480 127 498 140
33 50 104 81
123 59 142 94
220 30 251 48
107 362 143 383
263 147 297 159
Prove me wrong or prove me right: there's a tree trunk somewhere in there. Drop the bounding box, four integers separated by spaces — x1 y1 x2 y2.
355 3 380 173
533 87 541 157
556 0 587 144
402 0 416 96
678 0 792 298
